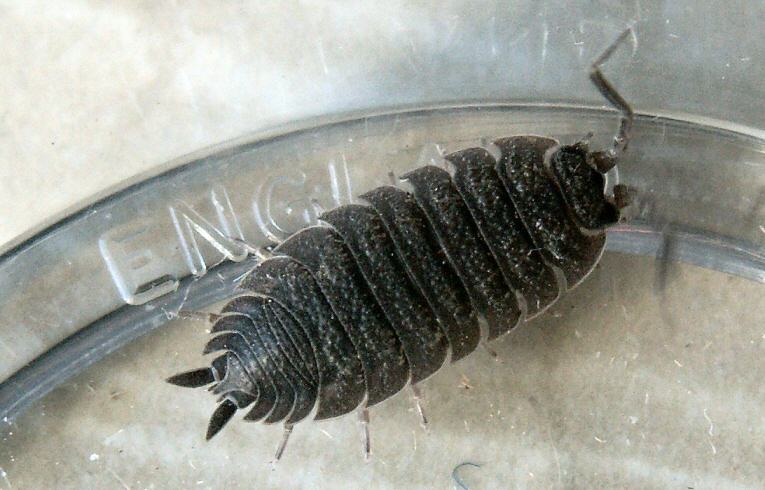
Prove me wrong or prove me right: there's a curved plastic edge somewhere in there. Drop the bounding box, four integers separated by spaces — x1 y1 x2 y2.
0 257 258 424
2 223 765 423
2 104 765 425
3 101 764 259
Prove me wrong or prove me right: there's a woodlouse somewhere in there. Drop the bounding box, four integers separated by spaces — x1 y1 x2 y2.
167 27 636 460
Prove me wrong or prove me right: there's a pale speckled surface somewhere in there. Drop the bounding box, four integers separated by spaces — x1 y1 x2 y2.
2 0 542 248
1 254 764 489
3 0 765 249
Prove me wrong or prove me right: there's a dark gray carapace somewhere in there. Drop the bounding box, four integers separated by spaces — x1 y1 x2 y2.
167 27 636 456
167 138 624 438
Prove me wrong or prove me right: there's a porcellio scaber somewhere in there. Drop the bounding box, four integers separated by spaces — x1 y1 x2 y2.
167 28 636 459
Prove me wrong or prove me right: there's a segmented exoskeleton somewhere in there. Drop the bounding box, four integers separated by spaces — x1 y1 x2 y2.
167 27 636 460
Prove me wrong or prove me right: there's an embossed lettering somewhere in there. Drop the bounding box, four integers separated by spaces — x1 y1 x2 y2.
170 184 250 277
99 224 179 305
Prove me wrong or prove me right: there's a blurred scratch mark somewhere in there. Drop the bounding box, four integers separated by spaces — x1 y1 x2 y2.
0 338 17 359
489 16 497 57
452 462 481 490
575 21 586 59
178 70 203 121
26 314 57 330
317 38 329 75
628 24 639 57
107 468 130 490
547 425 562 485
703 408 714 436
541 22 549 65
116 65 147 121
0 467 10 489
703 412 718 452
405 38 418 71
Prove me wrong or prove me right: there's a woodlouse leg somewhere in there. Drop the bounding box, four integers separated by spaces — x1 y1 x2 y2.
589 26 635 166
359 407 371 461
272 424 294 464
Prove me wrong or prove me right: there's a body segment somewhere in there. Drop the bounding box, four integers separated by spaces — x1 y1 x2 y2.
166 27 635 452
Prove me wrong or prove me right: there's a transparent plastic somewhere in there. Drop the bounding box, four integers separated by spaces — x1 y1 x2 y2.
3 105 765 421
2 3 765 488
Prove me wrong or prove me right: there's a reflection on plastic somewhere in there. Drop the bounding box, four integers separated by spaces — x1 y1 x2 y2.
100 152 359 305
170 184 250 277
416 142 447 169
254 171 323 242
99 224 180 305
327 154 355 206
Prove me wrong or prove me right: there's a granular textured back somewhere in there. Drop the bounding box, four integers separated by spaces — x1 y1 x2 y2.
166 27 636 460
